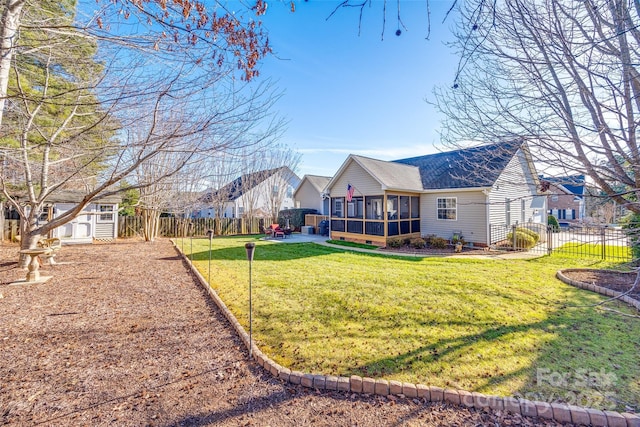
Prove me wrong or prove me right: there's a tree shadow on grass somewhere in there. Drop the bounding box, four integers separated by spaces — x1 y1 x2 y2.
186 242 423 262
346 297 640 410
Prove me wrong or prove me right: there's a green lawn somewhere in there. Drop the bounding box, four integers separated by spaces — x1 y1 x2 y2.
179 236 640 411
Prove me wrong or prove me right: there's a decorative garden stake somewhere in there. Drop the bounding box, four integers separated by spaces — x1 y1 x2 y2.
189 222 194 263
207 229 214 284
244 242 255 358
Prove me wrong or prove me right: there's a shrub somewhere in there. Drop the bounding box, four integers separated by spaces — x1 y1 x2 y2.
506 229 537 249
515 227 540 243
622 213 640 260
277 208 319 231
425 235 447 249
451 232 465 245
409 237 426 249
387 237 405 248
548 215 560 232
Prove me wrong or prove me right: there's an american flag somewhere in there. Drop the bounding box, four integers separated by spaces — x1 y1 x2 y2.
346 184 355 202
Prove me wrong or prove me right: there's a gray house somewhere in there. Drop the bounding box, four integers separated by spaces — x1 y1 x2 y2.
324 141 546 247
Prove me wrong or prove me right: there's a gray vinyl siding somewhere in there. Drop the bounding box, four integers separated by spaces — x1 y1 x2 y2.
488 150 539 227
329 160 383 197
294 180 323 213
420 191 488 244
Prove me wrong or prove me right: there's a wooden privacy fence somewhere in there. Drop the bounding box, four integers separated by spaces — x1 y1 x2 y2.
304 214 329 229
2 219 19 241
118 216 264 238
2 217 265 241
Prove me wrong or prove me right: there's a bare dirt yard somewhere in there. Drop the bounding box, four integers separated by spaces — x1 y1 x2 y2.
0 239 571 426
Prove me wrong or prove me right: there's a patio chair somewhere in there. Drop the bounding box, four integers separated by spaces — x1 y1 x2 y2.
260 224 273 239
271 223 285 239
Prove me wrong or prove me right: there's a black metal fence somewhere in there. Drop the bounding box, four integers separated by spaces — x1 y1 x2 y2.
489 224 632 261
118 216 264 238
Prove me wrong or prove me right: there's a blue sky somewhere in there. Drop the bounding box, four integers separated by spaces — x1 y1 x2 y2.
256 1 461 178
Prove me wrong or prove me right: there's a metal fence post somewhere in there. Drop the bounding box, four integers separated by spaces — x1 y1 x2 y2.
601 227 606 260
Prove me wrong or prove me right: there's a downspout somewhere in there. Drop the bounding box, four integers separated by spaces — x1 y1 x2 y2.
483 188 491 246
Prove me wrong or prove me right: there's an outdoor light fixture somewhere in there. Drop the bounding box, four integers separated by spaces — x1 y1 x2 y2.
244 242 256 358
207 229 214 284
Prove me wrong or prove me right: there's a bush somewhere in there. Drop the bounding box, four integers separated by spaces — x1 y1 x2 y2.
506 229 537 249
425 235 447 249
410 237 426 249
622 213 640 260
515 227 540 243
548 215 560 232
387 237 405 248
277 208 319 231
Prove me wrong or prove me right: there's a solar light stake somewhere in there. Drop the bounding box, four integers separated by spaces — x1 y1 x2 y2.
188 222 194 263
244 242 255 358
207 229 214 284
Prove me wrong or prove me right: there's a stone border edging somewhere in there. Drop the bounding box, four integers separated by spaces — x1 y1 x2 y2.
557 269 640 312
172 241 640 427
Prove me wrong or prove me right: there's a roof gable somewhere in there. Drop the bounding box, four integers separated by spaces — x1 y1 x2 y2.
205 166 298 202
394 140 523 189
327 155 422 192
298 175 331 194
539 175 585 196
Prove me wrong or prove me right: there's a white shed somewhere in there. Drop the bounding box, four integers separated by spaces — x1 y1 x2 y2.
49 193 121 243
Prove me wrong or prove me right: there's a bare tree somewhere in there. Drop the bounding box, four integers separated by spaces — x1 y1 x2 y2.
202 151 243 221
432 0 640 215
255 144 301 223
0 0 281 263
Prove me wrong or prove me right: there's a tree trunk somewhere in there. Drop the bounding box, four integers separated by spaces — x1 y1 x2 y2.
0 0 26 129
18 230 41 268
142 208 160 242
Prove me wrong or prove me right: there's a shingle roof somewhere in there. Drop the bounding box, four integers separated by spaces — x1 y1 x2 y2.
203 167 290 203
394 140 523 189
539 175 585 196
349 155 423 191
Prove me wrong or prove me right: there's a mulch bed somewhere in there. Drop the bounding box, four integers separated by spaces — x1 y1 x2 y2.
379 245 490 256
560 269 640 300
0 239 569 426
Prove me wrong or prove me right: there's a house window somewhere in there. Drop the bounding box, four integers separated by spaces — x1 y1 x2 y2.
332 198 344 218
365 196 383 220
238 206 244 216
286 186 293 198
98 205 114 222
521 199 526 223
437 197 456 220
273 185 279 195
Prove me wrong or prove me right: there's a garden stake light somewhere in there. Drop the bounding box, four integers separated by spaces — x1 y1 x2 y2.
207 229 214 284
244 242 255 359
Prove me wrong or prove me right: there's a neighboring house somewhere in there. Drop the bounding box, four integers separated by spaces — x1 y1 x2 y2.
196 166 300 220
325 141 546 247
539 175 586 224
48 192 121 243
293 175 331 215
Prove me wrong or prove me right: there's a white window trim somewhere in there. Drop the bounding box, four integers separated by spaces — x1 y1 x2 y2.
436 197 457 221
97 204 115 223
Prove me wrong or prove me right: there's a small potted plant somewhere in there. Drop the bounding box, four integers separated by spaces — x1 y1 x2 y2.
452 233 465 253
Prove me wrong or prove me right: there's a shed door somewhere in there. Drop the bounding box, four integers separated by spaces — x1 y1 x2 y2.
55 203 92 240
